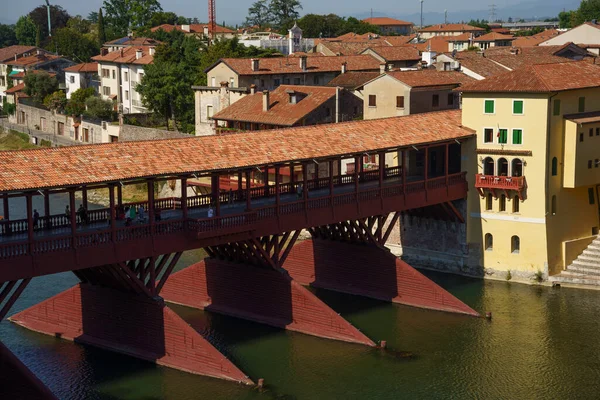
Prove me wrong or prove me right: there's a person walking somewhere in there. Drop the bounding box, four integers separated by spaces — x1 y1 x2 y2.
33 209 39 230
228 188 234 208
77 204 85 225
138 205 145 223
297 183 303 199
207 206 214 218
65 205 71 221
129 205 136 223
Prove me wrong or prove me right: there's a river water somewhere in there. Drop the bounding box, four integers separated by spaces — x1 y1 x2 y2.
2 197 600 399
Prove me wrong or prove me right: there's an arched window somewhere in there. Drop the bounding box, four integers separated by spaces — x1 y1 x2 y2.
511 236 520 254
513 195 520 213
551 195 557 215
483 157 494 176
497 158 508 176
485 233 493 251
551 157 558 176
512 158 523 177
486 193 493 211
499 194 506 212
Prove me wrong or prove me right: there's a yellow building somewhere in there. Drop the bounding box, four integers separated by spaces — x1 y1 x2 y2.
459 61 600 280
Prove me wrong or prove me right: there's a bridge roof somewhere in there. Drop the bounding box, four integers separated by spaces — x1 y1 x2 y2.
0 110 474 193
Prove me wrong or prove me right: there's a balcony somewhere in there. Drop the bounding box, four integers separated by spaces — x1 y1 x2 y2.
474 174 527 199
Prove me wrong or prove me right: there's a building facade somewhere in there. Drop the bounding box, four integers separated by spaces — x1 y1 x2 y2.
362 17 414 35
64 63 100 99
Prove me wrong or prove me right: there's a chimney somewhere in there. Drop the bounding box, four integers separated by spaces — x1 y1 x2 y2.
181 24 191 32
14 54 17 61
203 26 209 36
287 90 297 104
335 86 340 123
299 55 307 71
380 63 386 74
149 47 155 56
36 49 41 55
136 49 142 59
262 90 270 112
101 48 108 56
341 62 347 74
251 58 259 71
250 84 256 94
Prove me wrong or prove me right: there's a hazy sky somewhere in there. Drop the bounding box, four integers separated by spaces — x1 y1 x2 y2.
5 0 516 25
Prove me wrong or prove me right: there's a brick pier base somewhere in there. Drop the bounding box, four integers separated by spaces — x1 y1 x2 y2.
9 284 253 384
161 259 375 346
284 239 479 316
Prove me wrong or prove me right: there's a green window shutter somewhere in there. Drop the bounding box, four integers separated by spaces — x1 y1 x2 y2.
579 97 585 112
512 129 522 144
553 99 561 116
499 129 508 144
513 100 523 114
484 100 494 114
589 188 595 205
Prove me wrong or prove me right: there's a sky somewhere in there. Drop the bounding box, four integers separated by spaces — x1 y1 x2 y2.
3 0 531 25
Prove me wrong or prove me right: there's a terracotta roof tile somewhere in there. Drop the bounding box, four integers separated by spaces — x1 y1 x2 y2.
473 32 515 42
5 82 25 94
419 24 486 33
363 46 421 61
0 45 39 63
326 71 381 89
217 55 381 76
5 53 62 67
104 37 162 47
362 17 413 26
417 36 455 53
335 32 380 41
0 110 474 192
483 45 579 70
382 35 417 46
459 61 600 93
92 47 154 65
384 70 474 87
318 41 378 55
212 85 339 126
63 62 99 73
445 51 510 77
446 33 474 42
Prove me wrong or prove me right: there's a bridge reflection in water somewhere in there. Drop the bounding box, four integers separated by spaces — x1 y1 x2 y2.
0 110 478 397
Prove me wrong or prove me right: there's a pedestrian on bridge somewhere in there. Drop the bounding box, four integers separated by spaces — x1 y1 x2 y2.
208 206 214 218
129 206 136 223
228 189 233 208
138 205 145 223
65 205 71 221
297 183 303 199
33 209 39 230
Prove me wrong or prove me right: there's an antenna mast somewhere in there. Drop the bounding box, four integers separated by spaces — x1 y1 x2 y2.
45 0 52 37
208 0 216 43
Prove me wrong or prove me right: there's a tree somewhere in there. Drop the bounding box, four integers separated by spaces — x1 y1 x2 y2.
88 11 99 23
66 87 96 116
84 96 115 120
149 11 179 27
574 0 600 25
15 16 37 46
24 72 59 104
67 16 92 34
269 0 302 29
0 24 17 48
28 5 70 40
558 10 575 28
176 16 189 25
246 0 271 28
43 91 67 112
35 26 41 47
103 0 163 36
46 27 100 62
98 8 107 45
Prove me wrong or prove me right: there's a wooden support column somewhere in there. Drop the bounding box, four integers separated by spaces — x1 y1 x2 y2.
211 174 220 217
329 159 334 196
2 194 9 234
108 184 116 242
69 189 77 247
264 166 270 197
314 162 320 188
289 162 295 192
82 186 88 211
379 152 385 188
275 166 280 215
354 156 360 195
402 150 407 196
338 159 343 183
117 184 123 207
43 190 51 229
237 171 243 197
147 179 155 226
424 147 429 200
359 155 364 182
245 170 251 211
181 177 188 219
302 162 308 201
26 193 34 254
445 143 450 193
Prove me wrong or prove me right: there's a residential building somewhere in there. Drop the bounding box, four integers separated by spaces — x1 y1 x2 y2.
359 46 421 70
102 37 162 53
501 21 560 32
64 62 100 99
239 23 315 55
326 71 381 98
447 33 474 52
150 24 235 40
92 46 155 114
362 17 414 35
418 24 486 39
459 61 600 279
472 32 515 50
360 70 472 120
539 22 600 54
436 51 510 80
0 45 45 104
193 82 250 136
511 29 560 47
211 85 362 131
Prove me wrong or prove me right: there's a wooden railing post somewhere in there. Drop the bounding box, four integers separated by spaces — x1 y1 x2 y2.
212 173 220 217
237 171 243 198
26 192 34 255
314 162 320 188
43 189 51 229
264 166 270 197
82 185 88 212
289 162 295 193
329 159 334 198
303 162 308 206
147 179 155 229
3 193 11 235
108 184 116 242
275 165 280 215
445 143 450 195
424 146 429 201
117 184 123 208
402 150 407 197
69 188 77 249
181 177 188 219
245 170 251 211
379 151 385 202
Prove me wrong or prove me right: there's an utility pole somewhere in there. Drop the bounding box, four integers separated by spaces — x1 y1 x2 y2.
45 0 52 37
489 4 497 23
420 0 424 29
444 9 447 25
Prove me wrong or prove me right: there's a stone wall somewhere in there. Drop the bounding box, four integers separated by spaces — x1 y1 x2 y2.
119 124 189 142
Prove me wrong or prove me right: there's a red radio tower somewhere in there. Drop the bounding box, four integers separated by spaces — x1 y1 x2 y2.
208 0 216 42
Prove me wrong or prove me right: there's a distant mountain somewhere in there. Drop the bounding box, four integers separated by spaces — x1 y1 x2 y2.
354 0 579 25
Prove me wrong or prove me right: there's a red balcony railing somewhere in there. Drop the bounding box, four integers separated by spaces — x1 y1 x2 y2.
474 174 526 199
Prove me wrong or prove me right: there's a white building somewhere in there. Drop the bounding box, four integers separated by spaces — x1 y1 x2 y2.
539 22 600 54
64 62 100 99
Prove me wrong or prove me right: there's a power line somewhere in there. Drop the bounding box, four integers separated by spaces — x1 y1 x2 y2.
489 4 497 22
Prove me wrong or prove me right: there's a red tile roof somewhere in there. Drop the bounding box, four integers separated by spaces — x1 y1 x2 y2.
5 82 26 94
103 37 162 47
419 24 486 33
0 46 39 63
212 85 339 126
446 33 473 42
447 51 511 78
150 24 234 34
483 44 580 70
335 32 381 41
362 17 413 26
92 47 154 65
384 70 474 87
318 41 379 56
382 35 417 46
216 55 381 76
459 61 600 93
416 36 455 53
63 62 99 73
473 32 515 42
5 53 61 67
363 46 421 61
326 71 381 89
0 110 474 192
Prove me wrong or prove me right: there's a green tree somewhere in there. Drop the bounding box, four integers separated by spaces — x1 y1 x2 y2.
467 19 491 32
342 17 381 35
149 11 179 27
269 0 302 29
98 8 107 45
176 16 189 25
88 11 99 23
35 26 41 47
103 0 163 36
28 5 70 40
66 87 97 116
558 10 575 28
15 16 37 46
0 24 17 47
246 0 272 28
574 0 600 25
67 16 92 34
47 28 100 62
43 91 67 112
24 72 59 104
84 96 115 120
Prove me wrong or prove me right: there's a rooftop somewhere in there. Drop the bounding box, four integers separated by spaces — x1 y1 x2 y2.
150 23 235 34
0 110 474 192
483 44 583 70
213 55 381 76
0 46 39 63
318 41 379 56
362 17 414 26
103 37 162 47
383 70 474 88
212 85 339 126
63 62 99 73
473 32 515 42
362 46 421 61
415 36 455 53
5 82 26 94
5 53 62 68
92 46 154 65
564 111 600 124
419 24 486 33
326 71 381 89
459 61 600 93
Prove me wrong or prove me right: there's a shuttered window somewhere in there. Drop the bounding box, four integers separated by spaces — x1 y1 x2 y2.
513 100 523 114
512 129 522 145
369 95 376 107
484 100 494 114
396 96 404 108
498 129 508 144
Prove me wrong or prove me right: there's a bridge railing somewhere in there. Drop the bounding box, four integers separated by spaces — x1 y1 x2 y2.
0 170 467 259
